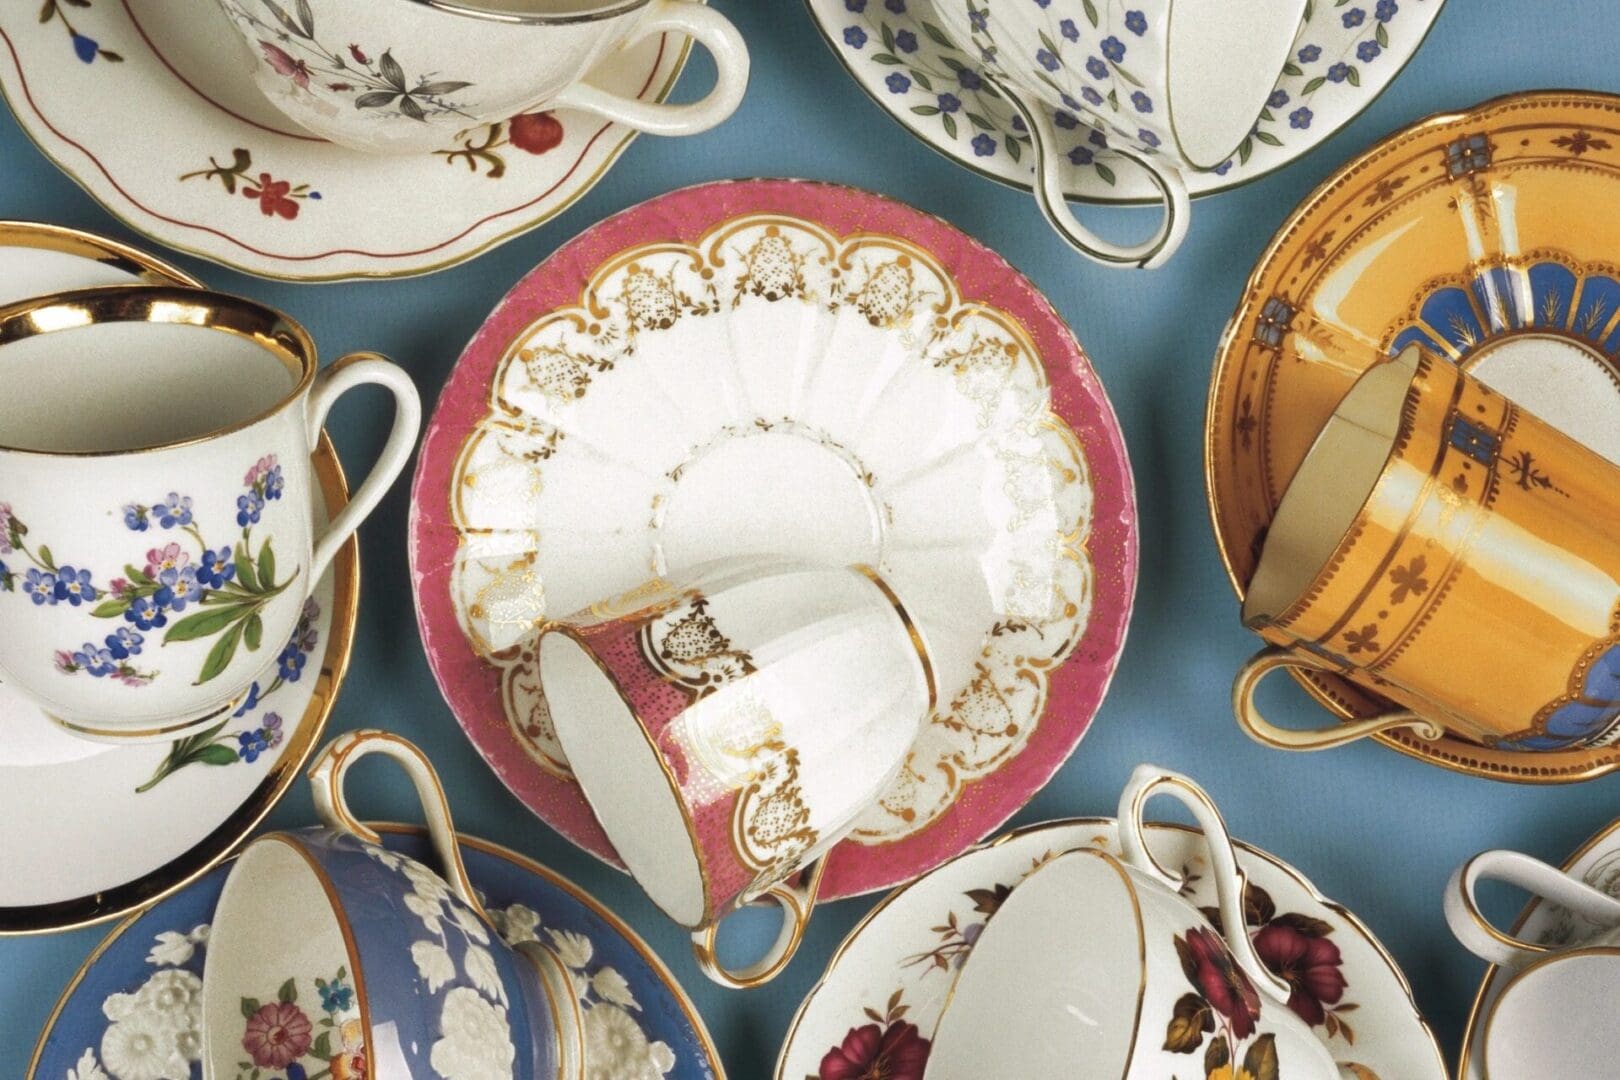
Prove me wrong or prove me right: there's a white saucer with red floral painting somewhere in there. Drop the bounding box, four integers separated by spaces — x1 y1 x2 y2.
777 818 1445 1080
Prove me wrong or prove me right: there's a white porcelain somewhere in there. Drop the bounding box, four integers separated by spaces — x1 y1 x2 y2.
0 287 418 741
928 0 1306 266
543 561 934 988
213 0 747 154
1481 947 1620 1080
926 766 1337 1080
203 731 586 1080
1448 848 1620 969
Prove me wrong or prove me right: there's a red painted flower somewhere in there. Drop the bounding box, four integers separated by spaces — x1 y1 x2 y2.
243 173 300 220
348 44 370 64
1254 922 1347 1026
259 41 310 88
242 1001 313 1069
1181 926 1262 1040
819 1021 930 1080
508 112 564 155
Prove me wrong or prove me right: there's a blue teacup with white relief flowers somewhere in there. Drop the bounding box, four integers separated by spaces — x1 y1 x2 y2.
203 731 586 1080
0 286 419 742
929 0 1308 268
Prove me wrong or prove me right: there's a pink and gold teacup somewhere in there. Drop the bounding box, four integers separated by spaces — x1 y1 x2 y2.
542 561 935 988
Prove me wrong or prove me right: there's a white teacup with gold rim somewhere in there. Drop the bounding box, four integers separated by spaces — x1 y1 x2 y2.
925 765 1339 1080
212 0 750 154
0 286 419 742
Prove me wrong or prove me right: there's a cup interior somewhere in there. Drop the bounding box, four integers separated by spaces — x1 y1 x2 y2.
1485 949 1620 1078
1167 0 1306 167
926 849 1142 1078
1243 346 1420 623
0 288 309 455
203 838 365 1075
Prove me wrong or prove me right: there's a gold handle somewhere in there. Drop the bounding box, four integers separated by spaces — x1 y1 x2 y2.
691 858 828 990
1232 644 1445 751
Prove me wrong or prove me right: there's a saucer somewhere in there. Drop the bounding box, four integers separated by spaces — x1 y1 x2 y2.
410 178 1137 901
776 818 1446 1080
0 223 355 932
27 825 725 1080
1457 814 1620 1079
0 1 692 281
1207 91 1620 782
805 0 1445 202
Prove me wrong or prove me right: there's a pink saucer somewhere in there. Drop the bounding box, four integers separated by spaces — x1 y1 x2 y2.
409 179 1137 901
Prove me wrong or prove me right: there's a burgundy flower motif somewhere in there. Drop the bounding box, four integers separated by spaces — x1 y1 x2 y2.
819 1020 930 1080
1181 926 1262 1040
259 41 311 88
509 112 564 155
242 1000 313 1069
348 43 370 65
1254 922 1347 1026
243 174 300 220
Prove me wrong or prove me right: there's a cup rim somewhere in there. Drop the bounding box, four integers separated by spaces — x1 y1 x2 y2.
0 285 316 458
1484 943 1620 1076
402 0 651 25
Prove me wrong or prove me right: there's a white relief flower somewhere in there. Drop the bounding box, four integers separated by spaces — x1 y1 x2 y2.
143 924 208 968
589 967 637 1010
584 1004 676 1080
548 928 593 971
492 903 541 946
67 1048 109 1080
448 899 491 945
363 845 405 871
413 940 457 993
463 944 506 1006
99 1014 190 1080
101 970 202 1035
404 889 444 935
403 857 453 902
430 987 515 1080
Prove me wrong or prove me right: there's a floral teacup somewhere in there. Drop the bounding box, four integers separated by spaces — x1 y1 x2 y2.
213 0 750 154
203 730 586 1080
926 765 1339 1079
930 0 1306 267
0 287 419 742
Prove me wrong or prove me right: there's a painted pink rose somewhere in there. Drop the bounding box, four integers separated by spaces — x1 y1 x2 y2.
243 1000 313 1068
819 1021 930 1080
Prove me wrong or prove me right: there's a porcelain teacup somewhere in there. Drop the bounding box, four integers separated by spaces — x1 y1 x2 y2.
541 560 936 989
926 765 1338 1079
203 730 586 1080
213 0 750 154
1447 848 1620 1080
930 0 1306 267
0 286 419 742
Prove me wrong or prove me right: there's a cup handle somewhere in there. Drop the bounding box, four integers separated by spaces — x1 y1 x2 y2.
1117 764 1294 1005
1445 849 1620 967
551 0 749 136
304 352 422 582
690 858 828 990
307 729 491 927
984 72 1188 269
1232 644 1446 750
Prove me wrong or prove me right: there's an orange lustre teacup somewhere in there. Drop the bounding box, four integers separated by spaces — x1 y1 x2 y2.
1235 344 1620 753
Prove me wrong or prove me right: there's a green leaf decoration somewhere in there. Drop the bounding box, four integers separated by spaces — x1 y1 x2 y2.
1254 129 1284 147
881 21 895 51
942 112 958 139
912 70 933 91
245 612 264 652
195 622 246 686
1005 134 1022 162
1094 161 1117 185
1243 1033 1281 1080
1082 0 1099 26
1377 21 1389 46
399 95 427 122
37 544 54 570
1238 136 1255 164
166 605 249 644
295 0 315 37
278 977 297 1004
195 744 240 766
240 997 261 1019
966 111 993 130
126 564 154 587
911 105 941 116
91 598 130 619
378 51 407 91
1113 63 1144 88
260 0 304 38
922 20 954 48
258 541 276 591
872 52 903 65
1347 66 1362 87
416 80 472 96
312 1031 333 1061
1303 76 1326 94
355 90 401 110
1283 61 1304 76
236 542 259 592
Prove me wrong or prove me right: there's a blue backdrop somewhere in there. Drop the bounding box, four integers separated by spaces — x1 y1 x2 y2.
4 1 1618 1074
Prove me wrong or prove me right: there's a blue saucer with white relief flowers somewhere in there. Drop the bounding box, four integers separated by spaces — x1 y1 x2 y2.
806 0 1446 201
28 826 725 1080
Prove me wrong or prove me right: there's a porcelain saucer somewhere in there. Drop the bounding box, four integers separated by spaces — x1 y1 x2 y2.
777 817 1445 1080
0 1 693 281
410 178 1137 902
1458 815 1620 1079
0 220 357 933
27 825 725 1080
1207 90 1620 781
805 0 1445 202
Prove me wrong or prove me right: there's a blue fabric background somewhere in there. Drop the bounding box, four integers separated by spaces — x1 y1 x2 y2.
4 2 1619 1074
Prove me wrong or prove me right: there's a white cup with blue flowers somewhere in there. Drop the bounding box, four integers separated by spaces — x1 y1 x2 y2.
0 286 419 742
931 0 1307 268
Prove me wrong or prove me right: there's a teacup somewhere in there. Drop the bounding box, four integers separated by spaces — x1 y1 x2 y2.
1234 344 1620 753
213 0 750 154
541 561 936 988
203 730 585 1080
926 765 1337 1079
930 0 1306 268
1447 848 1620 1079
0 286 420 741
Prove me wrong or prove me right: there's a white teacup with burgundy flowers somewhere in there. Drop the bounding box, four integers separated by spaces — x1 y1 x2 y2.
925 765 1339 1080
